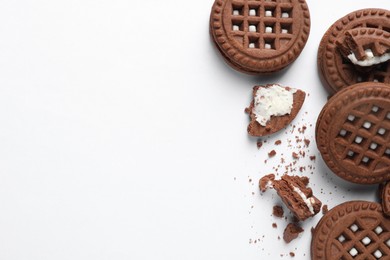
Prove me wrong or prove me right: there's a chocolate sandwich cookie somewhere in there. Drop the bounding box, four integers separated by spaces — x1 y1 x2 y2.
318 8 390 94
311 201 390 260
210 0 310 74
316 82 390 184
245 84 305 136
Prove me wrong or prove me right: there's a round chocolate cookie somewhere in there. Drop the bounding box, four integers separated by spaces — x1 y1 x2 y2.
311 201 390 260
210 0 310 74
318 8 390 94
316 82 390 184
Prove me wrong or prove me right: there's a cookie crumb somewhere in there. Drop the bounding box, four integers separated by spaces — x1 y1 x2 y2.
269 150 277 157
283 223 304 243
322 204 328 214
304 139 310 146
273 205 284 218
275 140 282 145
310 156 316 161
257 140 263 149
289 252 295 257
259 174 275 192
292 152 299 159
272 223 277 228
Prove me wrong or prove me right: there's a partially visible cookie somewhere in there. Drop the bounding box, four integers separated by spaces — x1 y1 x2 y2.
311 201 390 260
210 0 311 74
246 84 305 136
379 182 390 217
317 8 390 94
260 174 322 221
316 82 390 184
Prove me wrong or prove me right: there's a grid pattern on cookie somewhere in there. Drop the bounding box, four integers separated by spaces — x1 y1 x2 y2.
229 0 294 50
334 219 390 259
341 23 390 84
335 103 390 172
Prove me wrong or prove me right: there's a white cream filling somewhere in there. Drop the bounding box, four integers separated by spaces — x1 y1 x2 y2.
348 49 390 67
253 84 297 126
292 185 315 214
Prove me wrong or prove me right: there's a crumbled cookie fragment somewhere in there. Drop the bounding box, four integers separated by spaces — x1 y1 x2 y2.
275 140 282 145
309 156 316 161
289 252 295 257
260 175 322 221
268 150 277 157
273 205 284 218
292 152 299 159
272 223 277 228
257 140 263 149
322 204 328 214
283 223 304 243
259 174 275 192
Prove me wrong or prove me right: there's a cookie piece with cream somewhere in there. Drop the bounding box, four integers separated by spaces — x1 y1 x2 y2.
260 174 322 221
245 84 306 136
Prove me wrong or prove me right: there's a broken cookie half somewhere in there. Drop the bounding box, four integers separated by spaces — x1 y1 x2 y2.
260 174 322 221
337 28 390 67
246 84 306 137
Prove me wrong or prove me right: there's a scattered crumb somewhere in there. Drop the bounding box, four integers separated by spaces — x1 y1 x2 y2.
272 223 277 228
259 174 275 192
283 223 304 243
292 152 299 159
310 156 316 161
290 252 295 257
257 140 263 149
268 150 276 157
275 140 282 145
273 205 284 218
304 139 310 146
322 204 328 214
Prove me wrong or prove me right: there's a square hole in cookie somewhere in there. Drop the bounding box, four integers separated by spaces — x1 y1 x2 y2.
280 23 292 34
264 38 275 50
248 36 260 49
362 121 373 129
377 127 386 136
360 156 373 167
232 4 244 15
373 249 383 258
232 19 244 31
373 75 385 83
354 136 366 144
347 114 357 122
350 223 359 233
349 247 359 257
264 22 275 33
264 6 276 17
386 113 390 120
371 105 383 114
361 236 372 246
248 4 260 16
280 7 292 18
370 142 380 150
346 150 358 161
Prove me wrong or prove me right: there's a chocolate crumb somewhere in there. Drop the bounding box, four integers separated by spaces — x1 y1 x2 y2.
272 223 277 228
268 150 276 157
310 156 316 161
283 223 304 243
275 140 282 145
322 204 328 214
292 152 299 159
257 140 263 149
273 205 284 218
259 174 275 192
304 139 310 146
290 252 295 257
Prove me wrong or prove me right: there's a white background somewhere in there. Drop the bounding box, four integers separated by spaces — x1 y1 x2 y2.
0 0 389 259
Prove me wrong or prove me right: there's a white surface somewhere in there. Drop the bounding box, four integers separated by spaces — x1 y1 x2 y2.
0 0 388 259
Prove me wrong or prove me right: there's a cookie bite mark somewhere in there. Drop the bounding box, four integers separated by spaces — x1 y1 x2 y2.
246 84 306 136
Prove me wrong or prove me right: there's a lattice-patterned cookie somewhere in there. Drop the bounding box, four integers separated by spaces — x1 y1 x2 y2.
318 9 390 94
316 82 390 184
210 0 310 74
311 201 390 260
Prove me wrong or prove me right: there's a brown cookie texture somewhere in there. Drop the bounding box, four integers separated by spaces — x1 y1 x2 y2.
260 174 322 221
380 182 390 217
311 201 390 260
246 84 306 137
317 8 390 94
283 223 304 243
209 0 311 74
316 82 390 184
337 28 390 63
